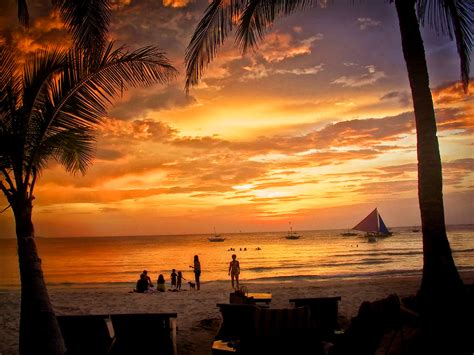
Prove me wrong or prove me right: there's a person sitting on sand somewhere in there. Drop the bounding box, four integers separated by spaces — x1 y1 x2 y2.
136 273 149 293
141 270 154 288
228 254 240 289
156 274 166 292
170 269 178 289
177 271 185 290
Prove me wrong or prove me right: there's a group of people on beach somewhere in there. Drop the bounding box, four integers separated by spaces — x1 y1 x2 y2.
135 255 201 293
134 254 241 293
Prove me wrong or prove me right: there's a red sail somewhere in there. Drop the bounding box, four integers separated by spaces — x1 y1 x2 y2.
352 208 379 233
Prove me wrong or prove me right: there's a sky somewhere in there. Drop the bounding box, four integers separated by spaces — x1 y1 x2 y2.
0 0 472 237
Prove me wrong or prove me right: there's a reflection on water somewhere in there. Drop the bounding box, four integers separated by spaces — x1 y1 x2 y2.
0 226 473 287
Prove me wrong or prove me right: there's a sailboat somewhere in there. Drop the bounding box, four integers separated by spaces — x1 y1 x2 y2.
285 222 301 240
352 208 392 243
208 228 225 242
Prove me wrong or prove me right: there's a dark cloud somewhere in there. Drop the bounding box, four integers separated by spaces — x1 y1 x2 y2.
380 91 411 106
109 87 197 120
95 148 126 161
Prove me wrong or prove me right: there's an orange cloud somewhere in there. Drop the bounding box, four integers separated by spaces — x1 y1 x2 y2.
162 0 193 8
259 32 323 63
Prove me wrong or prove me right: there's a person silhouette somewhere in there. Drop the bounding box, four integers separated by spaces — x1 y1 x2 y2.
228 254 240 289
189 255 201 290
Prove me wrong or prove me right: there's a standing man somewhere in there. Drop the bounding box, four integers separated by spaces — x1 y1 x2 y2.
228 254 240 290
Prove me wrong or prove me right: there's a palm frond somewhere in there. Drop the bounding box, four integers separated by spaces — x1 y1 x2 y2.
236 0 315 52
0 46 18 93
417 0 473 92
0 46 23 182
25 43 177 176
185 0 246 92
44 128 96 175
55 0 112 53
17 0 30 27
22 47 66 123
52 44 177 128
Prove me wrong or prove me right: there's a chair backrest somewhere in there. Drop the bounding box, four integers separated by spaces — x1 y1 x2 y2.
110 313 177 355
290 296 341 337
255 307 311 337
57 314 113 355
240 307 322 354
215 304 260 339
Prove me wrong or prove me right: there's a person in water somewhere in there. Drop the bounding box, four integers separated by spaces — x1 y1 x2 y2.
228 254 240 290
190 255 201 290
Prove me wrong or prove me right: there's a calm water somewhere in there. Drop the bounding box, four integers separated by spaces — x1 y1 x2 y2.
1 226 473 288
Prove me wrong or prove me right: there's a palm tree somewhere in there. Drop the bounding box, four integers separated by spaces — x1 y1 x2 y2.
185 0 472 350
0 44 177 354
393 1 472 351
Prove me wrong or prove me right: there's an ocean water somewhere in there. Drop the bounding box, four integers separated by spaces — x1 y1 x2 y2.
0 226 473 288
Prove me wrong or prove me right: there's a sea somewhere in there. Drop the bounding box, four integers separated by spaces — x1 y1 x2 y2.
0 225 473 289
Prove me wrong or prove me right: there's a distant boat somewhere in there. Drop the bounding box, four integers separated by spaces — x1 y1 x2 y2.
341 230 358 236
285 223 301 240
352 208 392 243
209 228 225 242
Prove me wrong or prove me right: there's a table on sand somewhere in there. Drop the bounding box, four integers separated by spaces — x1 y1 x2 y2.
246 292 272 305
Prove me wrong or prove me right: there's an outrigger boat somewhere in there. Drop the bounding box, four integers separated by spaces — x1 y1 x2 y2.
285 222 301 240
208 228 225 242
340 230 358 236
352 208 392 243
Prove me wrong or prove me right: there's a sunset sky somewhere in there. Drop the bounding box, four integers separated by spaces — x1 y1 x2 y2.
0 0 472 237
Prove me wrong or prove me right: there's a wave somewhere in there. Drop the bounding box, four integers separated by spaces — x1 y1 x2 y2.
243 269 425 282
334 251 423 258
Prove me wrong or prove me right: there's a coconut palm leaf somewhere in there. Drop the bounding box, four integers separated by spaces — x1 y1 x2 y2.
185 0 245 92
236 0 315 52
416 0 473 92
44 128 96 174
21 43 177 181
16 0 29 27
55 0 112 53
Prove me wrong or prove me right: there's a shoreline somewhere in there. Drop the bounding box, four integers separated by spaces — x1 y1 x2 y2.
1 271 473 354
3 267 474 291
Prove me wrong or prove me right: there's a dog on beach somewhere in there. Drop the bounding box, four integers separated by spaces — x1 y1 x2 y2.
188 281 196 290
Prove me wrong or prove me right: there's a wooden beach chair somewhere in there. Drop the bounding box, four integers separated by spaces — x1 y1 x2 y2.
110 313 177 355
57 314 114 355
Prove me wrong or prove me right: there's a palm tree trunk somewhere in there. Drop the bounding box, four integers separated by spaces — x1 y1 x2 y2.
12 196 65 355
394 0 471 352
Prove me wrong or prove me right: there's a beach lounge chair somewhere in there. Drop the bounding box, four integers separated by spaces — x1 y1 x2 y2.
57 314 114 355
110 313 177 355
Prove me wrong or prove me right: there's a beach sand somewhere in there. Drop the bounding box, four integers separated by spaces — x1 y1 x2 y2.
1 271 473 354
